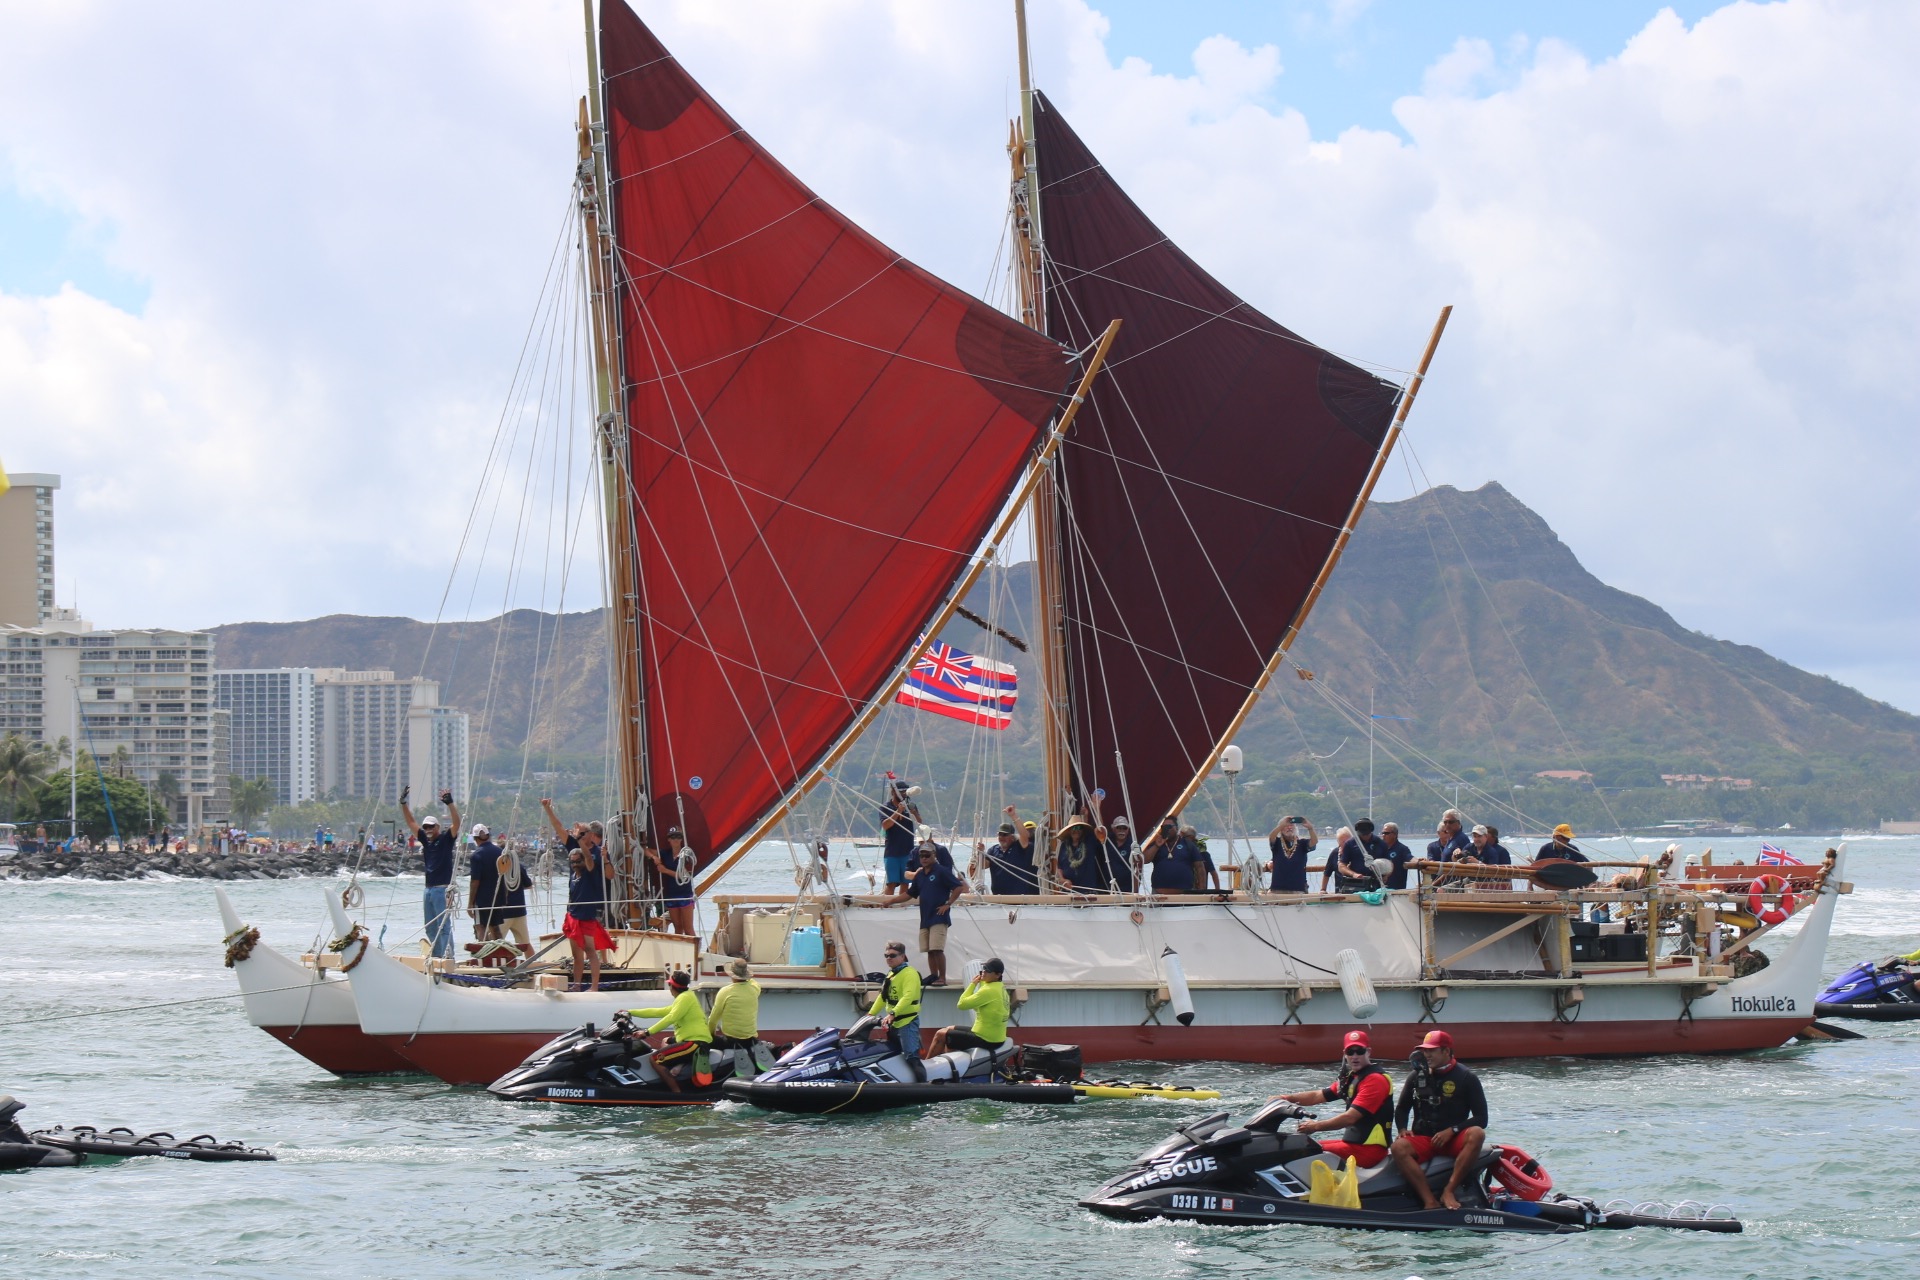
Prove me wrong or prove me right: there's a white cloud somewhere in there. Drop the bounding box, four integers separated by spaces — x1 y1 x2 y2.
0 0 1914 711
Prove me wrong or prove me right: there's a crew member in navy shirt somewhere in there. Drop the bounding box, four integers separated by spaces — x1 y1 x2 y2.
879 781 920 890
1144 816 1203 896
399 785 460 961
1376 822 1416 889
541 796 611 991
1427 810 1472 864
1266 815 1318 892
892 844 964 985
466 822 502 945
977 818 1039 895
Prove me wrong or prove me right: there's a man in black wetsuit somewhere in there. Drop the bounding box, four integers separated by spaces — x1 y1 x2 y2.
1389 1029 1489 1211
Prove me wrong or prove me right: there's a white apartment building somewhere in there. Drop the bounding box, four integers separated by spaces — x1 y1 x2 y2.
0 612 229 828
313 669 469 804
214 668 318 805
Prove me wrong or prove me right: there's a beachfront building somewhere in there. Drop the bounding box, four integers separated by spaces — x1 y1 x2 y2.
0 611 230 827
0 470 59 627
214 668 318 805
313 669 469 805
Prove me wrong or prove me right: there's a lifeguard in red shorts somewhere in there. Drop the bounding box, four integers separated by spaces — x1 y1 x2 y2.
541 797 612 991
1272 1029 1395 1168
1390 1029 1490 1211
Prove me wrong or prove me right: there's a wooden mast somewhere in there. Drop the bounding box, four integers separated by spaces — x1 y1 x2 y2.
1011 0 1074 839
695 319 1123 894
1161 305 1454 823
579 0 647 923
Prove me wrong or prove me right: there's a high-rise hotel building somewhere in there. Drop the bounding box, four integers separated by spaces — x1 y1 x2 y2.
0 470 59 627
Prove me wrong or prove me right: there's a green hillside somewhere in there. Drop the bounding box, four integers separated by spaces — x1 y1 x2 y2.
212 483 1919 832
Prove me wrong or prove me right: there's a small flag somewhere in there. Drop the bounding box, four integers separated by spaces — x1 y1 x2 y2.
895 638 1017 729
1757 842 1803 866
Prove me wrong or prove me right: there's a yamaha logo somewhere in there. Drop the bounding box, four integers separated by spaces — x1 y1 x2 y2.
1730 995 1796 1012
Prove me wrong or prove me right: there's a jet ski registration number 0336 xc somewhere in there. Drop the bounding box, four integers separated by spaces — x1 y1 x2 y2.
1168 1194 1241 1212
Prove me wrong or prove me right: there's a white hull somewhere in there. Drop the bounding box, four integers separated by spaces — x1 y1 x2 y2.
215 887 414 1075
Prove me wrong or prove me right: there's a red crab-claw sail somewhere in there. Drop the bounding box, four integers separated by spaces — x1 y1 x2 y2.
1030 90 1403 829
598 1 1072 864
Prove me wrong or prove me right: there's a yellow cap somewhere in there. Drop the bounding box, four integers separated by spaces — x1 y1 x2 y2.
1552 824 1574 839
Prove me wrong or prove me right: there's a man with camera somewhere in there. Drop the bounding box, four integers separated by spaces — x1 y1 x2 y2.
1390 1030 1489 1211
927 957 1010 1057
399 785 461 961
1265 815 1318 893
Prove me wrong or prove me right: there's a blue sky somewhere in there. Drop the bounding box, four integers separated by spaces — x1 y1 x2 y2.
0 168 149 313
0 0 1914 714
1089 1 1719 134
0 1 1723 320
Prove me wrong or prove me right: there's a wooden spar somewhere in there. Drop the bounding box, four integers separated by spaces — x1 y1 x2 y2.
1010 0 1071 836
1161 304 1453 823
580 0 646 923
695 318 1123 893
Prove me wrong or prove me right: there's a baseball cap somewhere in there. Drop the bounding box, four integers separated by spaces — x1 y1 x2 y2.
472 823 491 838
1342 1029 1370 1050
420 816 439 828
981 957 1005 974
1417 1029 1454 1051
997 822 1016 836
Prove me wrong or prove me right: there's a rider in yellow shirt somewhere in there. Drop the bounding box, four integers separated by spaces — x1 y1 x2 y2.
709 958 763 1076
628 970 713 1090
928 957 1010 1056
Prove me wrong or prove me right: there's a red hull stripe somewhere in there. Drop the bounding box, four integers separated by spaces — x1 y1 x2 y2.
262 1024 417 1077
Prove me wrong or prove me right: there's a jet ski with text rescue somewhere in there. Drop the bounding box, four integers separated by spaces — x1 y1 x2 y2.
721 1017 1081 1114
488 1013 736 1106
1 1096 274 1169
1815 954 1920 1021
1079 1098 1742 1235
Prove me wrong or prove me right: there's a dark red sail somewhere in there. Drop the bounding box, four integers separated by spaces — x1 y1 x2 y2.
1031 91 1400 827
599 3 1070 859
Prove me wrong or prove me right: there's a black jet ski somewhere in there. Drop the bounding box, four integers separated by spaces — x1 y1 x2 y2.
1816 957 1920 1020
488 1013 736 1106
1 1095 274 1168
1080 1099 1742 1235
722 1017 1079 1114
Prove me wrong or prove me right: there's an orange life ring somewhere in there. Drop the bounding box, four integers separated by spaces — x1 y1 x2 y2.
1491 1145 1553 1201
1747 874 1795 926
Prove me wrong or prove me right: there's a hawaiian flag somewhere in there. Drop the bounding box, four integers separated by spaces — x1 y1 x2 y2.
1758 842 1803 866
895 638 1018 729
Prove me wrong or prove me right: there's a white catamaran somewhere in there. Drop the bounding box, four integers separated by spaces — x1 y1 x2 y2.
221 0 1844 1087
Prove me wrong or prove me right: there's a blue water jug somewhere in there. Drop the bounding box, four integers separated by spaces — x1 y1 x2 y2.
789 925 824 966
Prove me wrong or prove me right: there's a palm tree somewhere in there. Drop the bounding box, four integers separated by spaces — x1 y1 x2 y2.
154 770 183 822
108 744 134 779
0 734 57 820
229 776 277 828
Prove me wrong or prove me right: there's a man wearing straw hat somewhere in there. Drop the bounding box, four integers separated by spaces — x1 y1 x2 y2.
709 958 764 1078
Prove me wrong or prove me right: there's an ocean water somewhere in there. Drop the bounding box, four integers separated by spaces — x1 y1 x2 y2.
2 836 1915 1279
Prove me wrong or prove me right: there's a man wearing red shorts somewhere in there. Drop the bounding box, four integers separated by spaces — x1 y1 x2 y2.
1390 1029 1489 1210
1273 1029 1395 1168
